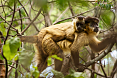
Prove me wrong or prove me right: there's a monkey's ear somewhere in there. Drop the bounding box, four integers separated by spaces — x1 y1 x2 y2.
93 17 99 23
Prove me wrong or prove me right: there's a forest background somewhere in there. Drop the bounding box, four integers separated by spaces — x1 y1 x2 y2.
0 0 117 78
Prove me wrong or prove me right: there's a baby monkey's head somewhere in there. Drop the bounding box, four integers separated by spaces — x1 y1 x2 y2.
73 16 86 33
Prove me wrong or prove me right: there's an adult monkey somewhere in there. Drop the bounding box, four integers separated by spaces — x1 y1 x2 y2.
20 16 86 72
69 16 117 71
20 16 117 72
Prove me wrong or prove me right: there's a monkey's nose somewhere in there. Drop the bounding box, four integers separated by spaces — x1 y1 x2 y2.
77 26 82 30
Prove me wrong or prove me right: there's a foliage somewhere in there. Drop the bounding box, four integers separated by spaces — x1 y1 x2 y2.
47 55 63 66
64 69 86 78
0 0 117 78
19 50 34 68
51 69 87 78
51 69 64 78
3 37 21 60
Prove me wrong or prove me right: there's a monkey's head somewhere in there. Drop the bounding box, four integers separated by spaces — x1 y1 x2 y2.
73 16 86 33
85 16 99 34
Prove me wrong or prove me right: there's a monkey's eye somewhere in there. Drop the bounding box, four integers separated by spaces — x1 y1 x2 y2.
80 24 83 26
76 23 80 26
76 23 84 26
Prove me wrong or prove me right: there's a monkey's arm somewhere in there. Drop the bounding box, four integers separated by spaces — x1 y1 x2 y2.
89 36 116 52
70 33 89 68
19 36 38 43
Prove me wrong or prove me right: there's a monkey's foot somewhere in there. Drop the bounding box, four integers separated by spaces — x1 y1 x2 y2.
76 65 86 72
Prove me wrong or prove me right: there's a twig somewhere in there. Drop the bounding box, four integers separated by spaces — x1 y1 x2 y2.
0 15 18 32
110 59 117 77
86 68 110 78
15 60 18 78
19 9 23 31
0 5 13 10
0 63 24 76
6 0 29 17
68 1 74 16
18 0 40 32
21 8 42 35
1 1 16 78
0 17 29 23
53 7 69 24
53 8 94 24
99 60 107 78
1 0 6 19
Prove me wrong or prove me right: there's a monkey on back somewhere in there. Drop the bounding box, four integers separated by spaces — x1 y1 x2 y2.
19 16 117 73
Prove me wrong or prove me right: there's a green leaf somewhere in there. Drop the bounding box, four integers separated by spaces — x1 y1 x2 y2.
25 73 32 78
64 75 75 78
19 50 33 67
105 4 111 9
69 69 75 74
94 74 97 78
32 70 39 78
3 37 21 60
20 9 26 17
0 54 4 60
47 56 52 66
51 55 63 61
51 69 64 78
8 0 17 6
101 10 115 27
0 23 7 36
31 66 39 78
104 0 107 2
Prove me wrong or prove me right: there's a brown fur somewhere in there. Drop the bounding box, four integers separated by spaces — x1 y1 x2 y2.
34 16 85 72
21 16 84 72
19 16 116 73
58 16 116 71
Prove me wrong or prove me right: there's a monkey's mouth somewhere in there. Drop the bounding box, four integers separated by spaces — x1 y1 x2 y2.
77 26 85 32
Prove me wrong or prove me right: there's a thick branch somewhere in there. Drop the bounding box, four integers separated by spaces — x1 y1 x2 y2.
86 43 114 67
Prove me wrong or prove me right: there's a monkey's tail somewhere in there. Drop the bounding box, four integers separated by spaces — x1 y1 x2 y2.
19 36 38 43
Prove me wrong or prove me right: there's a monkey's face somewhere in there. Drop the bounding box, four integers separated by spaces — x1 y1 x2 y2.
76 21 85 32
85 16 99 33
73 16 86 33
89 21 99 33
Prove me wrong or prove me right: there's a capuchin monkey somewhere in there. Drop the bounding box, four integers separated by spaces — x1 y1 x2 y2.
20 16 86 72
20 16 117 72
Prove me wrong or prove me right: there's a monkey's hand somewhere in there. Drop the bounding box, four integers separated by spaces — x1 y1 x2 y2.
76 64 86 72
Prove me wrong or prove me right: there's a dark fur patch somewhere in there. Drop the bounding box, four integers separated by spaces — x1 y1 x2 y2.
85 16 99 24
77 16 84 20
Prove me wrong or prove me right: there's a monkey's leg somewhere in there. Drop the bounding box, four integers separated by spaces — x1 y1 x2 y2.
70 33 87 71
70 46 85 72
42 37 64 71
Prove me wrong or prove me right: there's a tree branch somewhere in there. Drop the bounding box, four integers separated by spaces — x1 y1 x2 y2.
53 8 94 24
86 43 114 67
21 8 42 35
